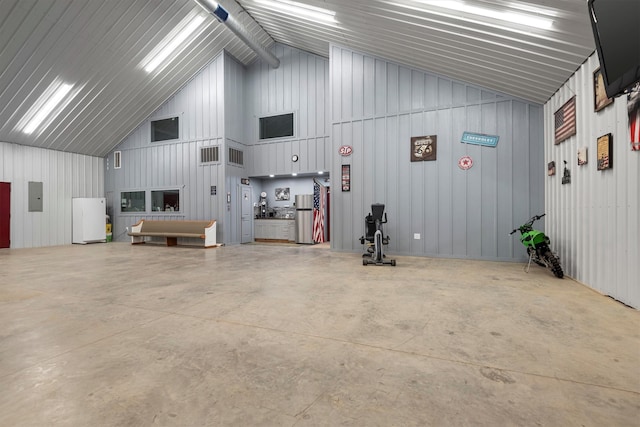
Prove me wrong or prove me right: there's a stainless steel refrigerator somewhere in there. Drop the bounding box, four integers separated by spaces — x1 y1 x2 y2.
295 194 314 244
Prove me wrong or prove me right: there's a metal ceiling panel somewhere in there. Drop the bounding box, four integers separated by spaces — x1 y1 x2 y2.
0 0 272 157
240 0 595 103
0 0 595 157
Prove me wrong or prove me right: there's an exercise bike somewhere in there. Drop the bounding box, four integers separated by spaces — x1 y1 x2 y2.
359 203 396 266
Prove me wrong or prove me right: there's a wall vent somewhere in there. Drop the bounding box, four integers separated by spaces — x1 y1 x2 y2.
114 151 121 169
200 146 219 163
228 147 244 166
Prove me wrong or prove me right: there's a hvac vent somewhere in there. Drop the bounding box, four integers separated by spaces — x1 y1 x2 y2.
228 147 244 166
114 151 121 169
200 146 219 163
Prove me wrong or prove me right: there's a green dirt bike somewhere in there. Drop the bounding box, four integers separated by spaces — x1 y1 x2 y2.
510 213 564 278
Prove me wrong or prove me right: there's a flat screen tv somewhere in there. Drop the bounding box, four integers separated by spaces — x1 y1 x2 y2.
588 0 640 98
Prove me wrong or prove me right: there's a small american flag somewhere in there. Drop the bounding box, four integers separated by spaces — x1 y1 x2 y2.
554 96 576 144
313 181 325 243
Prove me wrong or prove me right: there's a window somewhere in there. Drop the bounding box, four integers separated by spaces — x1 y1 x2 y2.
152 189 180 212
200 146 219 163
259 113 294 140
151 117 179 142
121 191 145 212
114 151 121 169
228 147 244 166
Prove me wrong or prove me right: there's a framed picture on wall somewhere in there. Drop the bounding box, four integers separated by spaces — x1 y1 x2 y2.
275 187 290 201
594 68 614 112
596 133 613 171
577 147 588 166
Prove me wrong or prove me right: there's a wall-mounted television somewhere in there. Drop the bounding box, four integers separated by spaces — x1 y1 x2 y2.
588 0 640 98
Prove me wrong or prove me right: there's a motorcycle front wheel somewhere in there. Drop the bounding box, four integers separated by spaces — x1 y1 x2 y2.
543 251 564 278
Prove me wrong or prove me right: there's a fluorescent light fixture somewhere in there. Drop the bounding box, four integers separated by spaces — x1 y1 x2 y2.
292 173 298 176
318 171 324 175
194 0 218 14
254 0 336 23
143 14 206 73
17 80 75 135
269 174 275 177
418 0 553 29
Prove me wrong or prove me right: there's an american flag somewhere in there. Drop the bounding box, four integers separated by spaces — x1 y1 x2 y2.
313 181 325 243
554 96 576 144
629 87 640 151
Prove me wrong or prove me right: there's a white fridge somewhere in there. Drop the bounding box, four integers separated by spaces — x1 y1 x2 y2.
72 198 106 244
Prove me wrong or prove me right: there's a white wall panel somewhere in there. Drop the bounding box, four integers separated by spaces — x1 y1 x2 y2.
0 141 103 248
544 53 639 309
331 45 544 261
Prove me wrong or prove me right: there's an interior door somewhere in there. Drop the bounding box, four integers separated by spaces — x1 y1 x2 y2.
0 182 10 248
240 186 253 244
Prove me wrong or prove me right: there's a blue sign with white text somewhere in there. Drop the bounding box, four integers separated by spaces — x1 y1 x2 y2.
461 132 499 147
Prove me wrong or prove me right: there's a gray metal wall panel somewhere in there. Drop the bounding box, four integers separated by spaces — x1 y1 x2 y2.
0 141 103 248
105 54 228 243
331 44 543 261
496 101 515 259
245 44 329 177
544 53 639 308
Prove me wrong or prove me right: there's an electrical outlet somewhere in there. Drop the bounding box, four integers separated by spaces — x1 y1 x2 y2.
414 233 420 240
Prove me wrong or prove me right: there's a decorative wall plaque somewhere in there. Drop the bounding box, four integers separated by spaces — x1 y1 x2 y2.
411 135 437 162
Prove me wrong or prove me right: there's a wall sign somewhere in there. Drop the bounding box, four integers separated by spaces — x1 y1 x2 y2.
562 161 571 185
339 145 353 156
410 135 437 162
461 132 499 147
596 133 613 171
341 164 351 192
458 156 473 170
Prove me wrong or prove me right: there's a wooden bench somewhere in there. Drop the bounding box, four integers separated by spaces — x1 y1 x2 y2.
127 219 218 248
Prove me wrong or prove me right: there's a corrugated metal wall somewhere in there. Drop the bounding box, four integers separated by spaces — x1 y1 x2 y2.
105 53 228 242
544 54 640 308
0 141 103 248
330 45 545 260
245 44 330 176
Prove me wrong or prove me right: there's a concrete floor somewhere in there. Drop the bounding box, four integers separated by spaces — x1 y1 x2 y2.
0 242 638 426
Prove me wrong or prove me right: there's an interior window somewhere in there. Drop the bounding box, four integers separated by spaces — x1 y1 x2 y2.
152 189 180 212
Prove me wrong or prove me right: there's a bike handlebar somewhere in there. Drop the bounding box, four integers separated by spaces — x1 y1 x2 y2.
509 213 546 235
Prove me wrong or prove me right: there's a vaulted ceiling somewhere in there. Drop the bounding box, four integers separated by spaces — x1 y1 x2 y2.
0 0 595 157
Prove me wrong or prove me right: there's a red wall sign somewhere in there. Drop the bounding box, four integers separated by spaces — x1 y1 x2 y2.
338 145 353 156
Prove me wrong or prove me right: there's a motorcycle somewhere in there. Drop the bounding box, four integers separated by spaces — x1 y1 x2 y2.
510 213 564 278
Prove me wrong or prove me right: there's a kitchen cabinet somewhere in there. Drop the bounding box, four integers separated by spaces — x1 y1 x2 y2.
254 219 295 242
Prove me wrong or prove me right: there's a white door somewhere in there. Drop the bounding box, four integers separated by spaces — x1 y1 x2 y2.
240 186 253 243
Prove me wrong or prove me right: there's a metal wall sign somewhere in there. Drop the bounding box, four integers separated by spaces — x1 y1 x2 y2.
339 145 353 156
341 164 351 191
458 156 473 170
461 132 499 147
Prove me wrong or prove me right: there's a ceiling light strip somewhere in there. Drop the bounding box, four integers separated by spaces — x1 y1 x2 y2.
417 1 553 30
